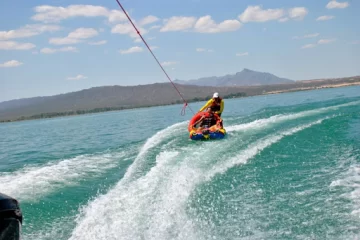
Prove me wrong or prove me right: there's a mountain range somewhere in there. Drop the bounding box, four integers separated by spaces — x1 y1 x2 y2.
1 69 359 122
174 68 294 86
0 83 247 121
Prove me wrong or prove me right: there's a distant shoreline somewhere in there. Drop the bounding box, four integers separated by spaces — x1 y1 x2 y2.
263 82 360 95
1 81 359 124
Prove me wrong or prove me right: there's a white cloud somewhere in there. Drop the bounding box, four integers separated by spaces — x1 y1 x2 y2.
316 15 335 21
300 39 335 49
111 23 147 38
318 38 336 44
31 4 133 24
139 15 160 26
351 41 360 45
304 33 319 38
160 16 197 32
0 24 61 40
108 10 127 23
293 33 320 39
49 38 81 45
41 47 61 54
49 28 98 45
150 25 161 30
326 0 349 9
239 5 308 23
288 7 308 20
301 44 317 49
119 46 143 54
239 6 285 23
150 46 159 50
162 61 178 66
236 52 249 56
194 15 242 33
68 28 98 39
0 60 23 68
0 41 36 50
279 18 289 22
159 15 241 33
67 74 88 80
134 36 155 43
40 46 78 54
88 40 107 45
32 5 110 22
61 46 78 52
196 48 213 52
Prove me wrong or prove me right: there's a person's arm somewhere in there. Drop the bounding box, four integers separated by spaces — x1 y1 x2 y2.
193 116 205 127
218 100 224 114
199 99 213 112
215 116 223 129
215 114 222 124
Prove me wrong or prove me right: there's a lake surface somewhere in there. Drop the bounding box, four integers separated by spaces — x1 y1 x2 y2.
1 86 360 240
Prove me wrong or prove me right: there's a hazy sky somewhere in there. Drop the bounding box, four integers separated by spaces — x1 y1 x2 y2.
0 0 359 102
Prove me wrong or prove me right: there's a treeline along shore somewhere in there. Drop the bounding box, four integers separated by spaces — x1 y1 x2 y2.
1 76 359 123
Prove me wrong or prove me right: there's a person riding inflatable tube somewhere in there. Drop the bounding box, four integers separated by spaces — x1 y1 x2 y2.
199 92 224 117
188 108 226 140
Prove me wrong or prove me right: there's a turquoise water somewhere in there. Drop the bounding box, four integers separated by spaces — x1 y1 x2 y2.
0 86 360 240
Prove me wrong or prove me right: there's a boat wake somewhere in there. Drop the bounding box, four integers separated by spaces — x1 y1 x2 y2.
68 101 345 240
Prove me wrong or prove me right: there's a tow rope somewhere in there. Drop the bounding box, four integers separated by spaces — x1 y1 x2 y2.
115 0 195 116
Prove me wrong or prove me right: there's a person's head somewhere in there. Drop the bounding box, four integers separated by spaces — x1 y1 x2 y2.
213 92 220 102
206 107 212 113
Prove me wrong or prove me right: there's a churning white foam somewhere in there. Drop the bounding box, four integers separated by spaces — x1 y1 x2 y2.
330 164 360 217
207 118 329 180
69 117 330 240
22 215 76 240
69 150 202 240
0 151 128 201
226 100 358 132
137 121 188 158
122 121 188 181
